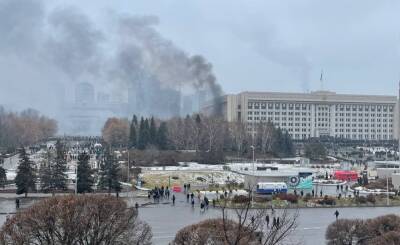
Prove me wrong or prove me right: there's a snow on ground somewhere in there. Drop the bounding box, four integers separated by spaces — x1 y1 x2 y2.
140 163 244 189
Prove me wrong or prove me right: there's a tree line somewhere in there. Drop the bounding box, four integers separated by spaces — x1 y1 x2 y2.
14 141 122 197
0 107 57 151
102 114 295 163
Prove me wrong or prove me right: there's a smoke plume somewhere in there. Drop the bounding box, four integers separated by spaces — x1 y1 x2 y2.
0 0 223 134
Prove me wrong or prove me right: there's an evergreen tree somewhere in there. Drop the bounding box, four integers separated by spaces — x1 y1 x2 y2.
40 141 68 194
15 148 36 197
98 147 122 195
283 131 294 156
77 152 94 194
271 127 284 157
195 114 201 124
0 157 6 189
132 114 138 126
157 122 168 150
138 117 147 150
129 115 137 148
53 141 68 189
149 117 157 145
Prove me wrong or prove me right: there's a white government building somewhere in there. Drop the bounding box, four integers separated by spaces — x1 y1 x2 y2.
211 90 399 140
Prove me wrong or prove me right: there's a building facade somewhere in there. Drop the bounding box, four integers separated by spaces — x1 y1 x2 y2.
216 90 399 140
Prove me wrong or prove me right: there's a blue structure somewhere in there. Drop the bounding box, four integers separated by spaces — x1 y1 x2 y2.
256 182 288 195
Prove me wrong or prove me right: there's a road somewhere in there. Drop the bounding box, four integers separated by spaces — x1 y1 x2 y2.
137 194 400 245
1 193 400 244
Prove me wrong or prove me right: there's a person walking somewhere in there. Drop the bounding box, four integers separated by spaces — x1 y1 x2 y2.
191 193 194 201
334 210 339 220
276 217 280 228
200 201 205 212
272 217 277 228
204 197 209 209
312 189 315 197
191 199 195 207
187 193 190 202
300 190 304 197
172 194 176 205
15 198 20 209
266 214 270 228
320 190 323 197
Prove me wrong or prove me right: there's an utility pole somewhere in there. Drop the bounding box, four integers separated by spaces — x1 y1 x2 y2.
127 148 130 183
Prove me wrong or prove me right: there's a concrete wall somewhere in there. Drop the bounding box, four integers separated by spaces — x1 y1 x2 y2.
392 173 400 190
377 168 400 179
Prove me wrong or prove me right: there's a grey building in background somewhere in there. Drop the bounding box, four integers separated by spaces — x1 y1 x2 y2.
206 90 399 140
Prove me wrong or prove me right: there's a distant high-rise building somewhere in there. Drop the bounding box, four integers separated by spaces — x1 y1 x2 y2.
97 92 110 104
75 82 95 105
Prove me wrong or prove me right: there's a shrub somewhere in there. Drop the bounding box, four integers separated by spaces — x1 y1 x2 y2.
173 219 258 245
318 195 336 205
232 195 251 204
303 193 312 202
0 195 152 245
275 193 298 204
366 194 376 204
356 196 367 204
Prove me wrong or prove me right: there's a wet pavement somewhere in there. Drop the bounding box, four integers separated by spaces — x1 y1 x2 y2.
136 192 400 245
1 192 400 245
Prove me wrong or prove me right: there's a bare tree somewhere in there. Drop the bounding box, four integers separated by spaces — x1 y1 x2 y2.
102 117 130 147
255 121 275 154
229 121 249 157
173 188 298 245
0 195 152 245
220 188 298 245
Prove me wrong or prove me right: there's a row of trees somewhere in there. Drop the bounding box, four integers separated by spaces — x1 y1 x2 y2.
0 107 57 151
14 141 122 196
102 114 295 161
129 115 168 150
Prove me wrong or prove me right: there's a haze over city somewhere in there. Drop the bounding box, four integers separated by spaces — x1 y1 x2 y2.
2 1 400 122
2 2 400 244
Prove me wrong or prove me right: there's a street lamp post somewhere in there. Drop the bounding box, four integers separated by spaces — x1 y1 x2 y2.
386 150 389 206
250 145 255 174
127 148 130 183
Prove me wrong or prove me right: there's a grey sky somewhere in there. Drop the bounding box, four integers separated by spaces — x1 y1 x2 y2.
52 0 400 95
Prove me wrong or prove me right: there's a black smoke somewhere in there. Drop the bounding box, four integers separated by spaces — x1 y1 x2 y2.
0 0 223 135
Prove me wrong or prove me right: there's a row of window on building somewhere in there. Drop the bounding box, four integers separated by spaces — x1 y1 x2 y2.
246 101 394 113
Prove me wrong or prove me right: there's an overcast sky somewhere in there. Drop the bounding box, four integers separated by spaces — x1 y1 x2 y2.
48 0 400 96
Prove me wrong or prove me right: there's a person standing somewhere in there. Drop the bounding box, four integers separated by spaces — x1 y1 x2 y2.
334 210 339 220
276 217 280 227
266 214 270 228
172 194 176 205
15 198 20 209
187 193 190 202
